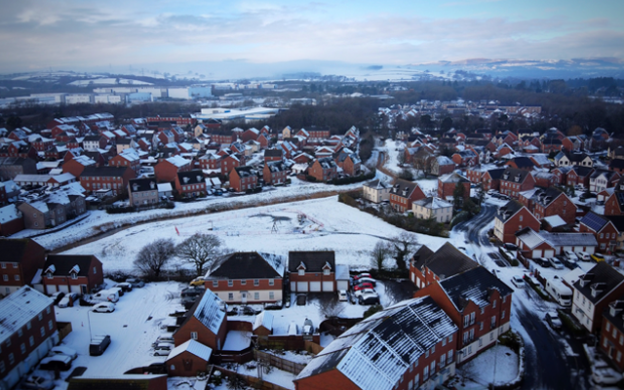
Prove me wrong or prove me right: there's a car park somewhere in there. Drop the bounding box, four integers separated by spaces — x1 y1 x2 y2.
576 252 591 261
548 257 565 270
126 278 145 288
40 355 72 371
58 292 80 308
89 335 111 356
545 312 562 330
353 282 374 291
49 345 78 361
117 282 132 292
591 253 606 262
92 302 115 313
511 275 525 288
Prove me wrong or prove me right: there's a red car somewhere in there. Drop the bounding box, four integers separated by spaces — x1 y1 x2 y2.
353 282 374 291
352 273 372 281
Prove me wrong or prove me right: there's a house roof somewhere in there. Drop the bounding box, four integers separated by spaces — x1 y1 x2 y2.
438 172 469 183
413 197 453 210
364 179 390 190
81 166 131 178
0 238 43 263
389 179 422 198
296 296 457 390
439 266 513 311
177 170 205 185
129 178 158 192
0 204 21 223
266 161 287 173
253 311 274 331
515 227 547 250
0 286 53 344
580 211 610 232
603 301 624 335
411 245 435 269
43 255 97 277
539 231 598 247
264 149 283 157
234 166 257 177
509 156 534 169
485 168 506 180
542 215 567 228
573 262 624 304
167 339 212 361
181 289 225 335
501 167 532 183
495 200 525 223
208 252 285 279
418 242 479 280
288 251 335 273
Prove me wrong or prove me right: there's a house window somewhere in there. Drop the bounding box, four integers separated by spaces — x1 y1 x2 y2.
14 275 19 281
254 279 259 286
254 292 259 300
430 360 436 374
448 350 453 362
93 267 97 274
519 215 523 222
0 361 4 373
2 274 7 282
470 312 475 325
463 315 469 327
414 374 420 386
618 351 623 363
38 313 42 321
46 307 50 314
228 293 233 300
71 273 77 280
228 280 233 287
269 279 274 286
48 320 53 330
26 322 31 330
449 334 453 343
190 332 198 340
493 300 497 308
17 329 22 338
423 366 429 380
442 338 446 347
323 268 330 275
269 292 275 300
0 263 4 269
491 316 496 329
39 326 45 337
20 343 26 355
620 335 623 346
8 353 14 365
213 280 219 288
440 353 446 367
298 269 305 276
29 336 34 347
501 310 506 320
241 280 246 285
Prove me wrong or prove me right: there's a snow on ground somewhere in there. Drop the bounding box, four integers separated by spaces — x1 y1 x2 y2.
51 281 185 385
60 196 451 273
381 139 404 175
262 350 313 365
168 377 208 390
13 178 376 251
463 345 518 387
237 362 296 390
223 331 252 351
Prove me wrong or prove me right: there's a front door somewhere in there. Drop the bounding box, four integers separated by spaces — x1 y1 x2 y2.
241 292 247 304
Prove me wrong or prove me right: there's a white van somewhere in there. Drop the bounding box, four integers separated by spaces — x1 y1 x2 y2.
545 276 573 306
93 289 119 303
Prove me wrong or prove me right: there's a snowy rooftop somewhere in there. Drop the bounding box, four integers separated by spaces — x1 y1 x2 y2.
167 339 212 361
189 289 225 335
0 204 21 223
0 286 53 344
166 155 191 168
542 215 566 228
253 311 273 331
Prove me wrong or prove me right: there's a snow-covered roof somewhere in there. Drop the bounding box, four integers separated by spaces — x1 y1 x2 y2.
253 311 273 331
167 339 212 361
297 296 457 390
0 286 53 344
190 289 225 335
0 204 21 223
157 183 172 192
542 215 566 228
413 197 453 210
29 201 49 213
165 155 191 168
335 264 350 281
515 228 545 249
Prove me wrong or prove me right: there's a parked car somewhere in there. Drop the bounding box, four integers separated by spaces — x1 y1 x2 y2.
559 256 578 270
154 343 174 356
22 375 54 390
591 253 606 263
39 355 72 371
58 292 80 308
511 275 525 288
351 273 372 282
302 318 314 335
338 290 348 301
576 252 591 262
548 257 565 270
92 302 115 313
359 291 380 305
534 257 551 268
117 282 132 292
89 335 111 356
126 278 145 288
354 288 376 298
152 335 175 347
545 312 562 330
353 277 377 287
92 289 119 303
503 243 518 251
49 345 78 361
51 291 65 306
563 250 577 261
353 282 374 291
189 276 205 287
110 286 124 297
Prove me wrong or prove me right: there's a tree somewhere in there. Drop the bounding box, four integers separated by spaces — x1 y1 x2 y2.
387 232 419 273
453 183 466 210
176 233 224 276
370 241 391 271
133 239 175 280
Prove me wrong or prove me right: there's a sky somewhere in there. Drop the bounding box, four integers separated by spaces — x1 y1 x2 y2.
0 0 623 75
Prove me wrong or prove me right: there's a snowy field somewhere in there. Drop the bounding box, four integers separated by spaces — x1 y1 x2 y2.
61 196 451 274
14 177 370 251
462 345 518 387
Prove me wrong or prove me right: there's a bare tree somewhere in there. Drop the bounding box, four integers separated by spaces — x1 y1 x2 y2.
133 239 175 280
176 233 223 276
370 240 392 271
387 232 419 273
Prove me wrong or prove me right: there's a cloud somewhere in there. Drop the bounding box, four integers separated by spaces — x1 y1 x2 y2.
0 0 621 72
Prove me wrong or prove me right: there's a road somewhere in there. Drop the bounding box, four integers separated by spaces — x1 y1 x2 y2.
452 203 591 390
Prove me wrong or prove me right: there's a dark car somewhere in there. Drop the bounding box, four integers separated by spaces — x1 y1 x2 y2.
40 355 72 371
89 335 111 356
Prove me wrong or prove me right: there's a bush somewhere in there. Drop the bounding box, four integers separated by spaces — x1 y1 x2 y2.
328 169 376 185
305 175 317 182
450 211 471 228
557 310 586 338
363 304 383 319
498 330 522 353
399 169 414 180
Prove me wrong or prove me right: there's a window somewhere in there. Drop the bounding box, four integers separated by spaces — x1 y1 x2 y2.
17 329 22 338
470 312 475 325
20 343 26 355
0 263 4 269
501 310 506 320
26 321 31 330
46 307 50 314
48 320 53 330
493 300 497 308
5 338 10 348
0 361 4 373
254 292 259 300
430 360 436 374
414 374 420 386
447 350 453 362
323 268 330 275
228 280 233 287
423 366 429 380
269 279 274 286
618 351 622 363
431 345 435 354
29 336 34 347
241 280 246 285
190 332 198 340
3 275 7 282
298 269 305 276
620 335 623 345
463 315 470 327
491 316 496 329
449 334 453 343
8 353 14 365
480 322 484 331
254 279 259 286
37 313 42 321
613 328 617 338
269 292 274 300
425 349 429 358
442 338 447 347
604 337 609 347
228 293 234 300
519 215 523 222
440 353 446 367
93 267 97 274
600 233 604 239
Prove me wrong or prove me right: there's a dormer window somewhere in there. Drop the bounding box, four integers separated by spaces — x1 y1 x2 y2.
298 269 305 276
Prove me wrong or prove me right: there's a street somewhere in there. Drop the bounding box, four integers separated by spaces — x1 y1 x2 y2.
453 202 591 390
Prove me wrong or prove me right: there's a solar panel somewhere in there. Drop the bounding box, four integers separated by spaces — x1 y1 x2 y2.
581 212 607 232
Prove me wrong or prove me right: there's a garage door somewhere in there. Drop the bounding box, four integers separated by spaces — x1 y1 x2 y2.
46 284 57 295
544 250 555 258
310 282 321 292
532 250 542 258
58 285 70 293
322 281 334 292
337 281 349 291
297 282 308 292
70 285 82 294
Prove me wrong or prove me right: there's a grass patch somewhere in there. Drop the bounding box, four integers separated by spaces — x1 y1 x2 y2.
498 330 522 353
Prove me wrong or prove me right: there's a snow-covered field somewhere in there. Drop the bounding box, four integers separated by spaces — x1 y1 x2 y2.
61 196 451 274
462 345 518 386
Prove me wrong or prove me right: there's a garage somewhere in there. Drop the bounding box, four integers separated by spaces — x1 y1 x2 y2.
309 282 321 292
544 250 555 258
336 280 349 291
58 285 70 293
70 285 82 294
532 250 542 258
322 281 334 292
46 284 57 295
297 282 308 292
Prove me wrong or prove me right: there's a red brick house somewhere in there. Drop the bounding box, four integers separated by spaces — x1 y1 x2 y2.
198 153 221 170
389 179 426 213
229 166 258 192
599 300 624 371
220 153 243 176
579 212 619 253
518 187 576 225
288 251 337 293
604 190 624 216
482 168 506 191
263 161 288 186
264 148 283 162
409 243 479 289
241 128 260 142
566 166 594 188
505 156 535 171
205 252 284 304
61 155 96 178
209 133 235 145
515 227 556 258
494 201 540 244
0 286 58 390
0 238 46 295
499 168 535 199
334 151 361 176
294 296 458 390
308 158 338 182
166 339 213 377
173 289 227 351
174 170 207 197
257 133 270 149
109 149 140 173
451 149 478 167
414 266 513 364
42 254 104 295
0 205 24 237
154 156 192 182
80 166 136 196
437 172 470 201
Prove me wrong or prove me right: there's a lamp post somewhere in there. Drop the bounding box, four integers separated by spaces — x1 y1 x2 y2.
87 310 93 340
